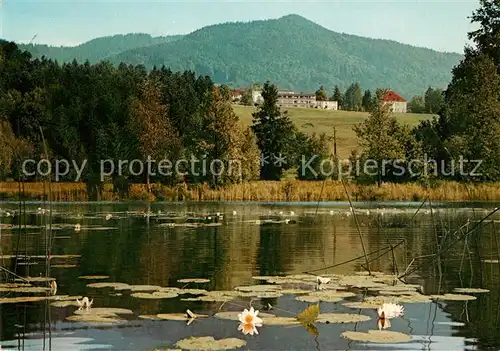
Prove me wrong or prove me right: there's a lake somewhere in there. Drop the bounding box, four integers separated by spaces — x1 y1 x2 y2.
0 201 499 350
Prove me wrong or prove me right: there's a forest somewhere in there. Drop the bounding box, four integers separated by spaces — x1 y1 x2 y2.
19 14 461 98
1 0 499 201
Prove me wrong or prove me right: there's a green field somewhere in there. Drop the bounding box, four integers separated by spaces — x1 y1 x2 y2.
233 105 435 157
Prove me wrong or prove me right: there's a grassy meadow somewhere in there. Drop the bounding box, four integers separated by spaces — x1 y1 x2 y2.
233 105 435 157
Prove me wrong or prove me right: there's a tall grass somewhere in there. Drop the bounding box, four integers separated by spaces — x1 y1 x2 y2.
1 181 500 202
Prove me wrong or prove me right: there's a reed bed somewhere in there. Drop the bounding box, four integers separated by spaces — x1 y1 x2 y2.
1 181 500 202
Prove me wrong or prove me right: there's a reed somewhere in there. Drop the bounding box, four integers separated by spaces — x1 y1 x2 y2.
1 180 500 202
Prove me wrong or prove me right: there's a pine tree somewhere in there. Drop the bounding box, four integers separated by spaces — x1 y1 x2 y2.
251 81 296 180
331 85 343 108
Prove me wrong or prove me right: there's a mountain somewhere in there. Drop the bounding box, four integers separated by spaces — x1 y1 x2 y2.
18 15 462 97
18 33 183 63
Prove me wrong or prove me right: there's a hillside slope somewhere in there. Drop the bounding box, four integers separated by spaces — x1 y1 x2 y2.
108 14 462 97
18 33 183 63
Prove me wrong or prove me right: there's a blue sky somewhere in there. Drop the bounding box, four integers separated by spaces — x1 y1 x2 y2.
2 0 479 53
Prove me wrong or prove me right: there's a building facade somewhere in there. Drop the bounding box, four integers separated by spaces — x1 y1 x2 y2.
277 91 316 108
383 90 407 113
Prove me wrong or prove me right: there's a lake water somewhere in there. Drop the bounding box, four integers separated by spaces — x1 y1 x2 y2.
0 201 499 350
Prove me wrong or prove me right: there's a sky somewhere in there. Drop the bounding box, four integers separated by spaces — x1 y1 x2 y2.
1 0 480 53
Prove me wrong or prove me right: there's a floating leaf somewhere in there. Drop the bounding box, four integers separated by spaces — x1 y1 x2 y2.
15 276 55 283
175 336 246 350
235 285 281 292
131 292 178 299
214 311 275 321
139 315 163 320
177 289 207 295
122 285 161 292
51 300 81 307
66 314 124 324
260 317 300 326
87 282 131 290
0 296 47 304
157 313 208 321
297 304 320 325
341 330 411 343
177 278 210 284
296 295 342 303
317 313 371 324
431 293 477 301
51 264 77 268
78 276 110 280
73 307 133 316
0 286 50 293
453 288 490 294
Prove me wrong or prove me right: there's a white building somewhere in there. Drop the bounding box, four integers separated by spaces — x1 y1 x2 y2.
383 90 407 113
252 90 264 105
316 100 338 110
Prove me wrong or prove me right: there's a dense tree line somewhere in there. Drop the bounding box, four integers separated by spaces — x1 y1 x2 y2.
20 15 461 98
354 0 500 184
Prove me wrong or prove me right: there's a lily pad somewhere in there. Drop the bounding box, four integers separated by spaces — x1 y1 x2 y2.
78 276 110 280
66 314 124 324
177 289 208 295
131 292 178 299
236 291 283 298
453 288 490 294
139 315 163 320
73 307 133 316
16 276 55 283
51 300 81 307
175 336 246 350
87 282 131 290
261 317 300 326
280 289 311 295
342 330 411 343
214 311 275 321
431 293 477 301
0 286 50 293
157 313 208 321
296 294 343 303
235 285 281 292
0 296 47 304
177 278 210 284
125 285 162 292
51 264 77 268
317 313 371 324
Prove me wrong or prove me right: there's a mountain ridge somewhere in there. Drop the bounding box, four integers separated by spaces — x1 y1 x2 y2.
16 14 463 97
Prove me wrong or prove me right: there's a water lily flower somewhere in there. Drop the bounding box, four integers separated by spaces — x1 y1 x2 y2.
377 317 391 330
238 307 263 326
74 224 81 232
50 280 57 295
105 214 112 220
316 276 331 285
377 303 404 319
238 322 260 335
77 297 93 309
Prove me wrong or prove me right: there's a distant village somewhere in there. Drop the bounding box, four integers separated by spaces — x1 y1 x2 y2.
231 87 408 113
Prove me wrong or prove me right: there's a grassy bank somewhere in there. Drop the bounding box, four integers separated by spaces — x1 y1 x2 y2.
1 181 499 202
233 105 434 157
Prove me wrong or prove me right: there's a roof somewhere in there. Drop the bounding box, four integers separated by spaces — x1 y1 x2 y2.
383 90 406 102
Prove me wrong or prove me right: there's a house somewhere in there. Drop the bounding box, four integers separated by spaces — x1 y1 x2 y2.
252 90 264 105
277 91 316 108
383 90 407 113
316 100 338 110
231 89 244 102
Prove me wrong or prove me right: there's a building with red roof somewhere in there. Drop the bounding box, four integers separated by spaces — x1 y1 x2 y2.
382 89 407 113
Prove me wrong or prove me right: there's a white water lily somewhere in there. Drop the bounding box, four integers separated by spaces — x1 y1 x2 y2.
74 224 81 232
105 214 112 220
238 322 260 335
377 317 391 330
238 307 263 326
76 296 93 309
377 303 404 319
50 280 57 295
316 276 331 285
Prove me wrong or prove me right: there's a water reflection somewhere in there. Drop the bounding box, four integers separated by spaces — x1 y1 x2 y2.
0 202 498 350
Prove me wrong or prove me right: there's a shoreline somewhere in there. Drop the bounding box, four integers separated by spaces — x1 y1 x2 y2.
1 181 500 203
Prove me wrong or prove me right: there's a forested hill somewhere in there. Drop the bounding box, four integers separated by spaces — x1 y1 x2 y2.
18 33 183 63
17 14 462 97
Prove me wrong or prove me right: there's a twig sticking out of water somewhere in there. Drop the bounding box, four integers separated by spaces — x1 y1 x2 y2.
399 206 500 280
340 179 371 275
